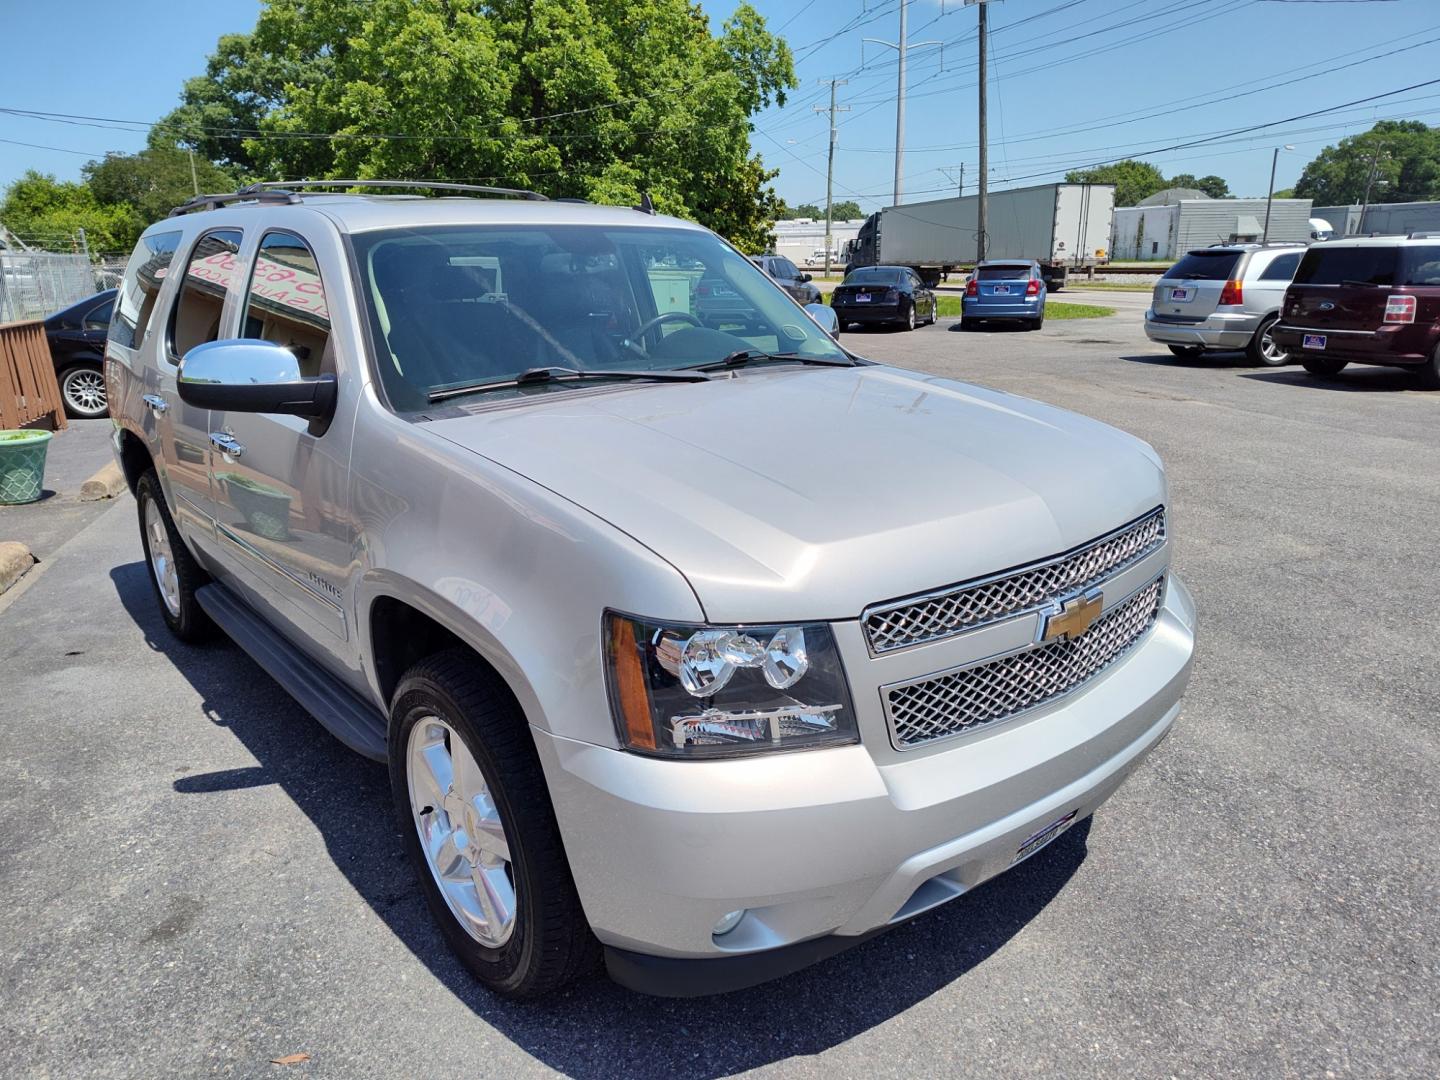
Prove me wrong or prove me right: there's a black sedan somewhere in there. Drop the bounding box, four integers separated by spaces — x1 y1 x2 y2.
43 289 115 418
831 266 937 331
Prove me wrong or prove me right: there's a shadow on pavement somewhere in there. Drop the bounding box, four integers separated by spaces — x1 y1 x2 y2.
111 558 1090 1079
1118 351 1254 368
1240 368 1426 393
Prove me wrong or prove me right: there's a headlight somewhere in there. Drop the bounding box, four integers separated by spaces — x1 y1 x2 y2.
604 613 857 758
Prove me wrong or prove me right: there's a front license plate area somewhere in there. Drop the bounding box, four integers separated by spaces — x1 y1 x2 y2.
1169 287 1191 302
857 293 871 303
1303 334 1327 350
1011 810 1079 866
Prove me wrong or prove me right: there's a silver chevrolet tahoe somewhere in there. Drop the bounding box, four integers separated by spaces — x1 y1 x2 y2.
106 182 1195 999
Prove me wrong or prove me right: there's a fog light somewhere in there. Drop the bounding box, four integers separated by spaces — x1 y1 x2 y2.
712 909 746 936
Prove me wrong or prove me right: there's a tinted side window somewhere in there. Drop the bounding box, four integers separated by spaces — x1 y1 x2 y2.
1292 246 1396 286
84 297 115 329
240 231 331 378
169 229 244 358
107 231 181 350
1401 246 1440 286
1257 252 1301 282
1167 250 1242 281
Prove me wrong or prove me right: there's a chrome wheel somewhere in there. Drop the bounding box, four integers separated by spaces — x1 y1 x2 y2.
1258 322 1288 365
407 717 516 949
62 367 107 417
143 496 180 617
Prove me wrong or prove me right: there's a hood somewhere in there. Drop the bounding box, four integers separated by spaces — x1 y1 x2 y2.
426 365 1166 623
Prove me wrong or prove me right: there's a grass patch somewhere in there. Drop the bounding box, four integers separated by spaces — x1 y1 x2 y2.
823 292 1113 320
1058 281 1154 292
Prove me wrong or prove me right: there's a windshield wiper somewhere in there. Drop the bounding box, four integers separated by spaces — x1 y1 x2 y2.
696 349 856 372
428 365 710 402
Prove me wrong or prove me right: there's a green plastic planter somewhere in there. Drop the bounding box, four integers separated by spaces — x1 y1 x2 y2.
0 429 53 505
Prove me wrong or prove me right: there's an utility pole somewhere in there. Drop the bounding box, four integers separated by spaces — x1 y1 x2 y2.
1358 144 1386 235
864 0 941 206
970 0 991 263
1262 144 1294 244
940 164 965 197
815 79 850 278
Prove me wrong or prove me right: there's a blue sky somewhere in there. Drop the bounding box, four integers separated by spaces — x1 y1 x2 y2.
2 0 1436 209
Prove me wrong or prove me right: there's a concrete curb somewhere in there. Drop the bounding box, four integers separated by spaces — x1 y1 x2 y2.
80 461 127 502
0 541 36 595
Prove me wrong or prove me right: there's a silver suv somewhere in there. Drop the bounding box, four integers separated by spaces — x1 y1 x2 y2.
106 182 1195 999
1145 243 1306 366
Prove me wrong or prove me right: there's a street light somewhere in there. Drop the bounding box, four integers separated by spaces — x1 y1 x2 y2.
1262 144 1295 244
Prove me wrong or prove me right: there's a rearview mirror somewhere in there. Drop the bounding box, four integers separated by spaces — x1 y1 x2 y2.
804 302 839 337
177 339 337 419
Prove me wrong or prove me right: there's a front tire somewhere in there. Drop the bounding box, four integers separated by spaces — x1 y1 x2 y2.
390 650 597 999
59 362 108 418
1167 345 1205 360
135 468 215 643
1247 317 1288 367
1302 356 1348 378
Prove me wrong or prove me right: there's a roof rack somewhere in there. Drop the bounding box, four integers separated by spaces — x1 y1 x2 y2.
1408 230 1440 240
168 189 302 217
241 179 549 201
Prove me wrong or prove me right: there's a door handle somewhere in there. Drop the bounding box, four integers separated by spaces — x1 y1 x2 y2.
142 393 169 414
209 432 245 458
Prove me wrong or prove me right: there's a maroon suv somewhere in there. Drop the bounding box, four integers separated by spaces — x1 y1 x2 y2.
1273 236 1440 387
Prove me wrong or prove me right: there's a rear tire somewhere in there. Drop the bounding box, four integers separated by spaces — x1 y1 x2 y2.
389 650 598 999
1167 345 1205 360
1415 344 1440 390
960 316 976 331
1247 316 1288 367
902 304 916 331
1301 356 1348 378
1029 316 1045 332
135 468 216 643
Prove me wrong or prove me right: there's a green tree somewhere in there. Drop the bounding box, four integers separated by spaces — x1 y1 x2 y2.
84 146 241 224
830 199 863 220
0 171 141 253
155 0 796 252
1294 120 1440 205
1167 172 1230 198
780 202 823 219
1065 159 1167 207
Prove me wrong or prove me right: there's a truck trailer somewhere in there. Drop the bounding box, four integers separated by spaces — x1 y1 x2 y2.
843 182 1115 290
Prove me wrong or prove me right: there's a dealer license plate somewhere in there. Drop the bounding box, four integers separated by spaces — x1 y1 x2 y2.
1011 809 1079 866
1303 334 1327 350
856 293 871 303
1169 286 1192 302
993 284 1011 294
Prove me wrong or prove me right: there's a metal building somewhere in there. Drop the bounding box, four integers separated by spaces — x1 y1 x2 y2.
1309 200 1440 238
1110 189 1314 261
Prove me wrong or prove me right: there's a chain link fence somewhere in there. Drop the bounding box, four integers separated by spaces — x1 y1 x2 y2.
0 252 107 323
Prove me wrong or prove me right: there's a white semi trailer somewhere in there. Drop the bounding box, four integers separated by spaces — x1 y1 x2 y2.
842 182 1115 290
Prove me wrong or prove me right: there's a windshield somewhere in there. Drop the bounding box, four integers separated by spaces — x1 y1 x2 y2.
843 267 903 284
352 224 847 410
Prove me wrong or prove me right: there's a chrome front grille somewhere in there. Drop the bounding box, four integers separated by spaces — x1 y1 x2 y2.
884 576 1165 749
863 508 1165 654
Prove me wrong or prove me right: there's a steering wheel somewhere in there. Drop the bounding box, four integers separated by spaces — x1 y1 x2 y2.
624 311 703 358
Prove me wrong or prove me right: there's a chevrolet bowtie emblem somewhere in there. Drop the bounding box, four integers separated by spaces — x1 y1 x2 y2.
1040 589 1104 643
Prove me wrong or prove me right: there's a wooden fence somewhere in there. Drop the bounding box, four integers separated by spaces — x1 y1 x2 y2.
0 321 67 432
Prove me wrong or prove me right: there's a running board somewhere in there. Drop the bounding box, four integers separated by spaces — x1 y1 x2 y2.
196 583 389 762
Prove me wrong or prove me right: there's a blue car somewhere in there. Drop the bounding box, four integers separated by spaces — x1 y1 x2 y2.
960 260 1046 331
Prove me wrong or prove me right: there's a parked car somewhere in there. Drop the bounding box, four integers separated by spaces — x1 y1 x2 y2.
108 182 1194 1000
831 265 938 331
960 260 1047 331
749 254 822 305
1144 243 1305 366
806 248 838 267
44 288 117 418
1272 235 1440 386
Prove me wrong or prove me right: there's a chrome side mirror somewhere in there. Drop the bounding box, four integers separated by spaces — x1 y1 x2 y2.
804 302 840 337
177 339 336 419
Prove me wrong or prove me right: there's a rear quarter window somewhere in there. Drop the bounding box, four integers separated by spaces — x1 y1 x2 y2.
1292 246 1396 286
1255 252 1301 282
1401 246 1440 286
1166 250 1242 281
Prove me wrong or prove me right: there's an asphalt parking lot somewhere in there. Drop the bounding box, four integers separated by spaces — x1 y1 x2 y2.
2 305 1436 1078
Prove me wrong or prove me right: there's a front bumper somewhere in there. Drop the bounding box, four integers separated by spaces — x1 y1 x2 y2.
1144 310 1256 350
536 576 1196 995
